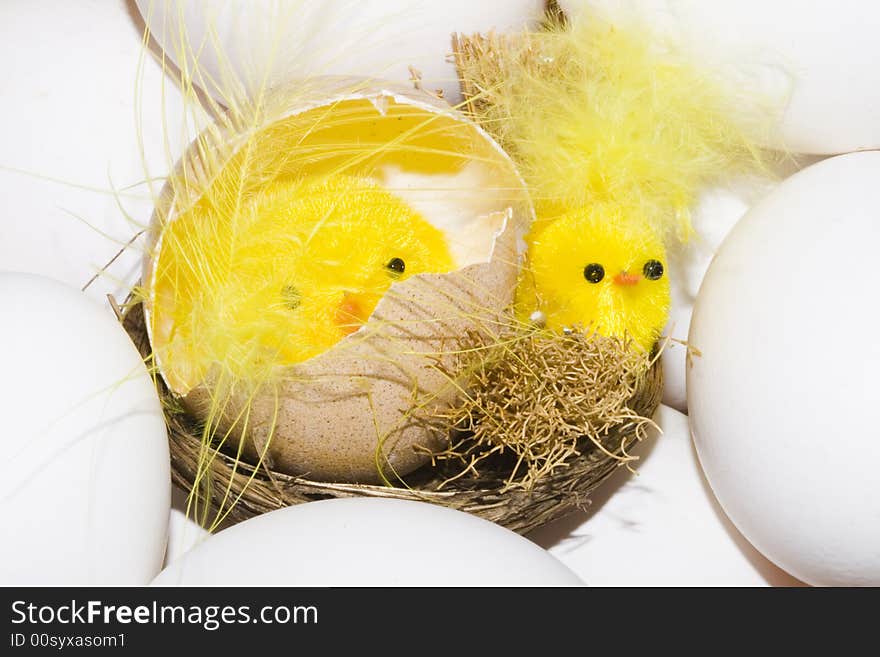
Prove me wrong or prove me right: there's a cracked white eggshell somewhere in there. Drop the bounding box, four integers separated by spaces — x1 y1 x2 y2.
144 81 531 484
0 273 170 585
688 151 880 586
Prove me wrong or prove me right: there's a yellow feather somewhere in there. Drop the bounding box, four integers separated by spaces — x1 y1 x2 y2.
459 10 766 347
151 174 455 391
468 13 764 239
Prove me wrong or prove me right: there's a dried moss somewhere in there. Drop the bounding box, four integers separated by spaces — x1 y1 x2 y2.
425 328 657 491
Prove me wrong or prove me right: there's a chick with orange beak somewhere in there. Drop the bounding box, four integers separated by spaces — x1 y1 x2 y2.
516 204 670 352
150 174 454 391
246 175 455 363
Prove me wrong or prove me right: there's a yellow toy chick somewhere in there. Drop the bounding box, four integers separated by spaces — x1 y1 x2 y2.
517 207 670 352
152 174 454 390
234 175 455 361
456 12 763 351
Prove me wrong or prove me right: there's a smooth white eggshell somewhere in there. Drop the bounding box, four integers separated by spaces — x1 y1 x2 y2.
0 0 186 304
688 151 880 586
560 0 880 154
136 0 544 105
662 157 824 412
0 273 170 585
164 487 211 567
154 498 582 586
662 184 752 411
530 406 802 586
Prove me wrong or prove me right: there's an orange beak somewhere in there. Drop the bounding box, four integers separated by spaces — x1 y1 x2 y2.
334 292 371 335
613 271 641 287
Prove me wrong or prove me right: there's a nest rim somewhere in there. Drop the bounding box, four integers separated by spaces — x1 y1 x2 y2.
121 297 663 536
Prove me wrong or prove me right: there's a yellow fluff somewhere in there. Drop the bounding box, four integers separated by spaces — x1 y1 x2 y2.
151 174 455 392
473 14 763 239
460 12 764 347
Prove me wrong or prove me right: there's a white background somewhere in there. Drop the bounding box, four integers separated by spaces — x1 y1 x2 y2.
0 0 803 586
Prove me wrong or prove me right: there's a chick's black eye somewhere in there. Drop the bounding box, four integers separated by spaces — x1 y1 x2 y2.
386 257 406 277
643 259 664 281
281 285 301 310
583 263 605 283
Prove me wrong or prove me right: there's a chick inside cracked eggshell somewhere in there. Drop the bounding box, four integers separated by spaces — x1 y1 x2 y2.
144 86 530 483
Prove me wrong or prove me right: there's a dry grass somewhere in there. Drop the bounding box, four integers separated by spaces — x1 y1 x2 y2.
425 328 658 492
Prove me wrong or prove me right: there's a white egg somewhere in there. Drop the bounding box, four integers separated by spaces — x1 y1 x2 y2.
0 0 186 303
663 156 824 412
530 405 802 586
560 0 880 154
135 0 544 105
688 151 880 586
164 487 211 567
0 273 170 585
662 184 752 412
154 498 582 586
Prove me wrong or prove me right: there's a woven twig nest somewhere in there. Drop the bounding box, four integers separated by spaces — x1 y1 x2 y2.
122 298 662 534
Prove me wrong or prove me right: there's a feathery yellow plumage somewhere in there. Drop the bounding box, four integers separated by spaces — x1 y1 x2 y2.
150 174 455 391
516 204 669 351
458 11 765 348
